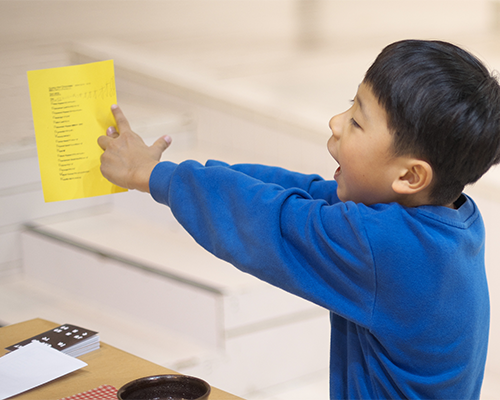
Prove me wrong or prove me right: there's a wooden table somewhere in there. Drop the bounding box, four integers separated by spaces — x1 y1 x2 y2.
0 318 244 400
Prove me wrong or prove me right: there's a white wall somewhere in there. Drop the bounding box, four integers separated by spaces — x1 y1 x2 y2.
0 0 496 149
0 1 493 47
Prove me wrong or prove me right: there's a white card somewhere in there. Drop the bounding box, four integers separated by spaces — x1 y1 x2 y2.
0 340 87 400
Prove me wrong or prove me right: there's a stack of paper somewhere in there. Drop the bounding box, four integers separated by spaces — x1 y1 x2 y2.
0 341 87 400
5 324 99 358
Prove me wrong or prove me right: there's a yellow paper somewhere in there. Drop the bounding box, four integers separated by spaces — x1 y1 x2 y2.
28 60 126 202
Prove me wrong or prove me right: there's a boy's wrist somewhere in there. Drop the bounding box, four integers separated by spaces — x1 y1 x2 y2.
130 160 160 193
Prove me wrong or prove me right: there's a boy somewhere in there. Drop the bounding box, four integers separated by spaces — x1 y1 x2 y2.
98 40 500 399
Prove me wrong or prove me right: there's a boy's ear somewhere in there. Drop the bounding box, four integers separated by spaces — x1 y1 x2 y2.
392 159 433 195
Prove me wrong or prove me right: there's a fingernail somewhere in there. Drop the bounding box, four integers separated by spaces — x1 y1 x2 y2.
163 135 172 144
111 104 118 110
107 126 117 136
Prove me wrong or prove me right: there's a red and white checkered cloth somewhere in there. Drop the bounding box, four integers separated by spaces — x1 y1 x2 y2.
59 384 117 400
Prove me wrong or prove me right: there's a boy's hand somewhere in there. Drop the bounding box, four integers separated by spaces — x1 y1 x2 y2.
98 105 171 193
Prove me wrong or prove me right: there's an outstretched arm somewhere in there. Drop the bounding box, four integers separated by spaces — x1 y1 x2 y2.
98 105 171 192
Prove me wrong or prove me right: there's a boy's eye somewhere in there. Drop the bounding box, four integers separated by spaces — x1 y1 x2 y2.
350 118 361 129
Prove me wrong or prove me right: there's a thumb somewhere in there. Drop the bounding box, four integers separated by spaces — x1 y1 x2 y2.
97 134 111 150
150 135 172 160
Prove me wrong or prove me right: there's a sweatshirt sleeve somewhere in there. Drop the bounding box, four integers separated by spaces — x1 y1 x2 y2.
150 160 376 326
204 160 341 204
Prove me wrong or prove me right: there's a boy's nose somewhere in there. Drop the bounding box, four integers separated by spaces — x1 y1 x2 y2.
329 113 343 140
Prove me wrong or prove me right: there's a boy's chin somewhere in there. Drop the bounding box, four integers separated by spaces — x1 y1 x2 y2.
335 188 350 203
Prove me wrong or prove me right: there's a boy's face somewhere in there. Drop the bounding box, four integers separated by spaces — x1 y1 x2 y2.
327 82 406 205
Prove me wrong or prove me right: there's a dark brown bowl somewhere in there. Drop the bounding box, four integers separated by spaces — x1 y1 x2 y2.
117 374 211 400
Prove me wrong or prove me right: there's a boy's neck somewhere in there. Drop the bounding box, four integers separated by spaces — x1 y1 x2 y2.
404 194 465 209
394 190 463 209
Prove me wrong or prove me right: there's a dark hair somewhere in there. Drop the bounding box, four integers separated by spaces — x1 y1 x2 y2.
364 39 500 205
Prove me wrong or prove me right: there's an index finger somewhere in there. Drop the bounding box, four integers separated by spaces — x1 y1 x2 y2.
111 104 131 132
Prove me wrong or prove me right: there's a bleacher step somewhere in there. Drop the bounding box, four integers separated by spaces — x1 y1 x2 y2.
19 208 330 395
0 276 210 370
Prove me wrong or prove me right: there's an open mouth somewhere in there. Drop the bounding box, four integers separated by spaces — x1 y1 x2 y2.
334 165 342 179
333 155 341 179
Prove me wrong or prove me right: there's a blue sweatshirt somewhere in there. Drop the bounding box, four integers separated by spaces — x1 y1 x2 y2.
150 160 489 399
